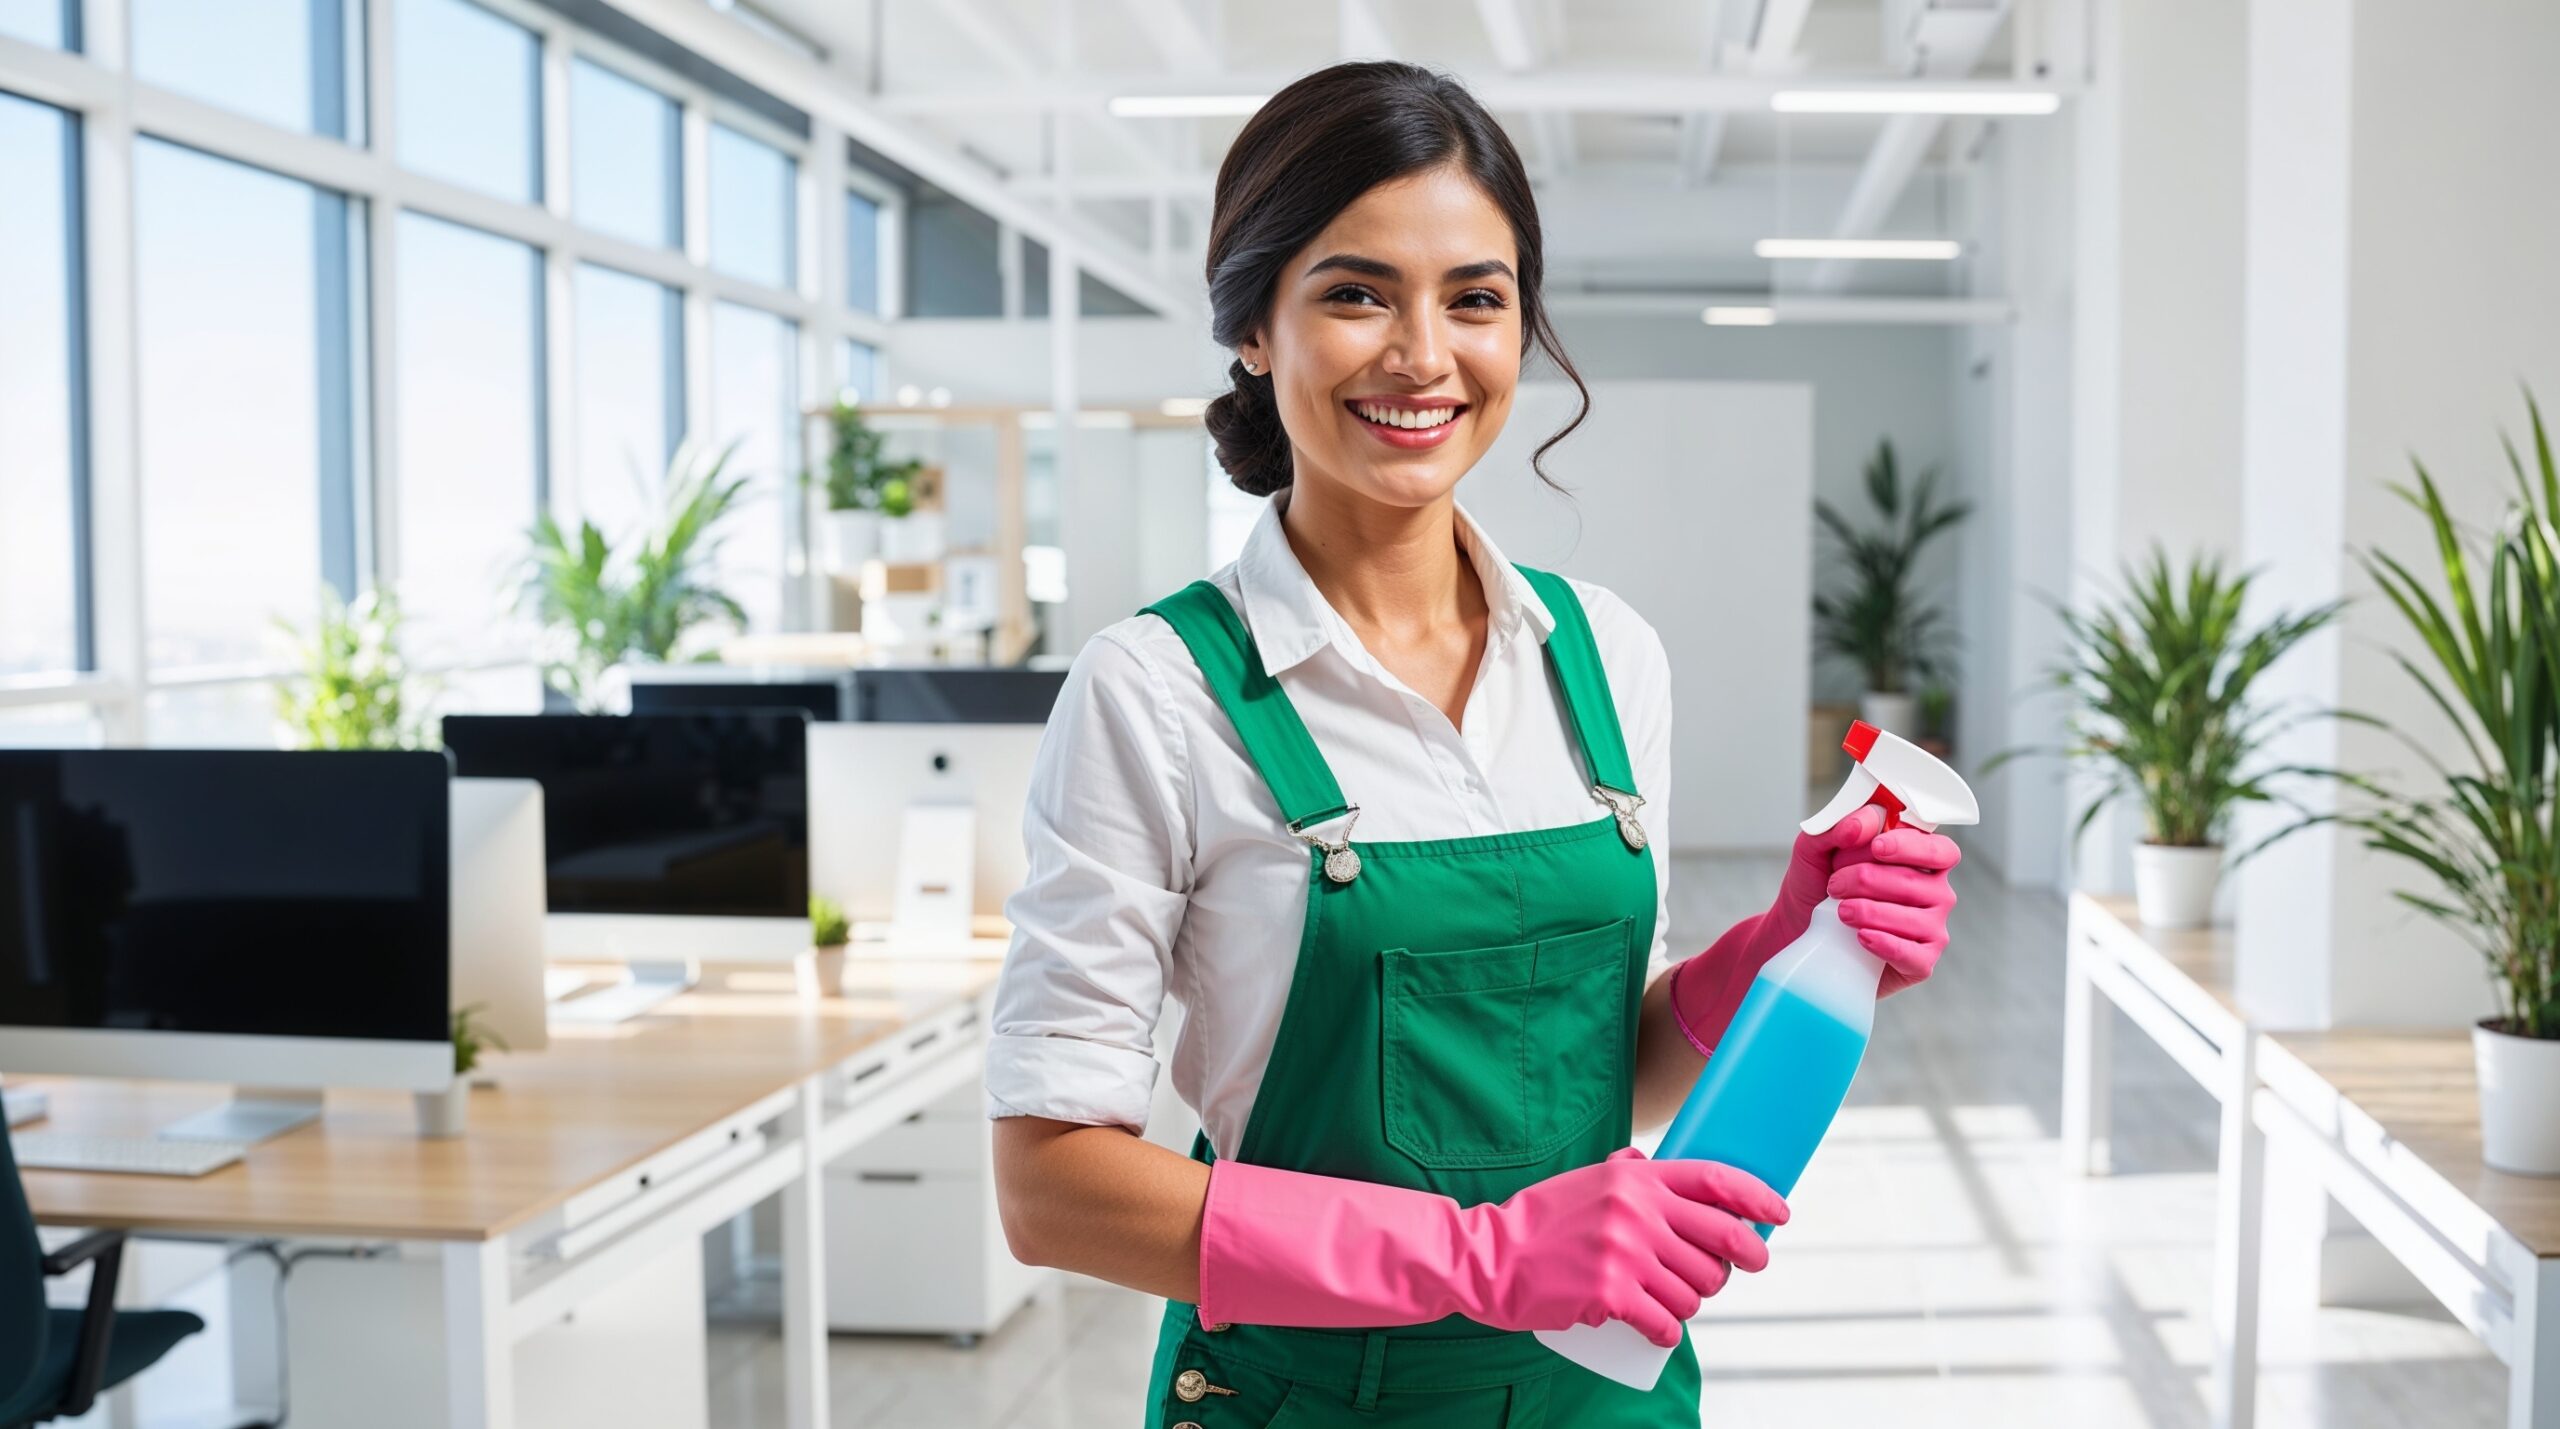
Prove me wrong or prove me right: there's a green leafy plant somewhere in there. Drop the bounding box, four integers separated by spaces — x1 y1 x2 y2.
2344 397 2560 1041
1991 549 2360 856
818 400 922 518
524 440 752 709
451 1003 509 1077
810 894 850 950
1812 440 1972 695
275 586 432 750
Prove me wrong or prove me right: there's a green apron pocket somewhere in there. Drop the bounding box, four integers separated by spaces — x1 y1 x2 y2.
1379 916 1633 1170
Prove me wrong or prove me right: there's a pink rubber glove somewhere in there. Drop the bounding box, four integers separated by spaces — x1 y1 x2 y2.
1669 805 1963 1055
1199 1147 1786 1349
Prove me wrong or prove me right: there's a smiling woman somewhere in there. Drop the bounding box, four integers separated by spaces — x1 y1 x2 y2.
1200 61 1589 499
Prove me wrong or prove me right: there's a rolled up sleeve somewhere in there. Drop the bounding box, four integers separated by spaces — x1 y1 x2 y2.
985 627 1193 1133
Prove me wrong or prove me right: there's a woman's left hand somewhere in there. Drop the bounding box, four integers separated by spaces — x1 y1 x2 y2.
1829 825 1962 998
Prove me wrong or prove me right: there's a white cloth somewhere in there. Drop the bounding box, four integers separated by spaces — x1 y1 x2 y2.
984 491 1674 1159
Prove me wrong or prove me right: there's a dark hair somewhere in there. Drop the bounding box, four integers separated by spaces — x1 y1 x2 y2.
1203 61 1588 496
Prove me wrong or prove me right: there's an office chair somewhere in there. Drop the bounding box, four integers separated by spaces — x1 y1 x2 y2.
0 1117 205 1427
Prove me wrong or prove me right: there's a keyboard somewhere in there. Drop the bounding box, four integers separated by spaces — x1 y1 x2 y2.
13 1131 247 1177
549 979 687 1025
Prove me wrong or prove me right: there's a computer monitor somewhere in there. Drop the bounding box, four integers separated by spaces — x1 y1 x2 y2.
440 712 811 965
450 778 549 1055
849 667 1067 724
0 749 455 1139
628 665 852 722
807 723 1040 927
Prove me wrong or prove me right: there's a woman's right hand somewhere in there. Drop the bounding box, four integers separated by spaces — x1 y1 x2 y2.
1460 1146 1786 1348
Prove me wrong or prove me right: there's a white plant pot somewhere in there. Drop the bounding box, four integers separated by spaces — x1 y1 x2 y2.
2132 843 2223 929
415 1080 469 1139
823 510 883 573
878 512 946 563
2475 1019 2560 1176
810 945 848 997
1858 691 1920 737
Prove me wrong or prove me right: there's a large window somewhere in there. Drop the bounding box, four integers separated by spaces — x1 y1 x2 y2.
396 212 543 664
133 0 357 139
838 338 879 406
0 0 72 49
708 301 800 635
571 58 680 249
709 121 794 288
845 189 882 315
572 263 682 548
0 92 82 678
395 0 539 204
134 139 361 675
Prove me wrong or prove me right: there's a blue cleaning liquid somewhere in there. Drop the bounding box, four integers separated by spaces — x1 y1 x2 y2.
1654 977 1871 1236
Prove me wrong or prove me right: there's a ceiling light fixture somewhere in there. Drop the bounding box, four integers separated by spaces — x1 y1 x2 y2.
1771 89 2062 116
1703 306 1777 326
1755 238 1963 261
1107 94 1268 118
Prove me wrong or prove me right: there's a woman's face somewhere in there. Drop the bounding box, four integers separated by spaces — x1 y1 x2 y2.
1238 164 1522 510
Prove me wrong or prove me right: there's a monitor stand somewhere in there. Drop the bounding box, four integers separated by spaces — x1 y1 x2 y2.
158 1088 325 1145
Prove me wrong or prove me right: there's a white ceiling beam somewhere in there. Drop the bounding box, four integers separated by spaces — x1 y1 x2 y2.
883 72 2070 115
1338 0 1397 57
1472 0 1574 174
933 0 1193 193
605 0 1193 318
1118 0 1220 72
1801 2 2009 291
1676 0 1813 188
1545 291 2014 325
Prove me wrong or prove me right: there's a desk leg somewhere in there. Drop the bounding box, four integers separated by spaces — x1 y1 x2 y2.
2510 1242 2558 1429
2059 925 2113 1177
2209 1033 2263 1429
781 1083 832 1429
443 1239 515 1429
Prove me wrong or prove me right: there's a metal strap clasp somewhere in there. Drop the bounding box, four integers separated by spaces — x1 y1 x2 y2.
1288 803 1364 884
1593 785 1648 851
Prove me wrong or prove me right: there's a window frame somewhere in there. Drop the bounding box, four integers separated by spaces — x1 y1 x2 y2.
0 0 906 740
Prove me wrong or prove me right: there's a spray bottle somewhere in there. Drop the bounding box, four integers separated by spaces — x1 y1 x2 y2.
1537 721 1980 1391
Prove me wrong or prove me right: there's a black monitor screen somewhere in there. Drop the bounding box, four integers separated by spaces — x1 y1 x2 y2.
0 750 451 1042
441 713 809 918
852 668 1066 724
631 678 845 723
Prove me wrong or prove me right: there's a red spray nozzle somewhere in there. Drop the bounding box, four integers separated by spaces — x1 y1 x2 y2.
1842 720 1881 762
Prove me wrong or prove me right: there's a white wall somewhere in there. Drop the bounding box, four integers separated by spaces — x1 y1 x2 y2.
1948 117 2078 891
1549 316 1959 707
1466 380 1815 852
2235 0 2560 1031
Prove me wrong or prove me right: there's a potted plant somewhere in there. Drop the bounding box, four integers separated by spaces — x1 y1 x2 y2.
816 401 939 568
1813 440 1971 734
1992 549 2356 928
810 894 851 993
275 587 433 750
418 1004 508 1138
523 440 752 711
2347 401 2560 1173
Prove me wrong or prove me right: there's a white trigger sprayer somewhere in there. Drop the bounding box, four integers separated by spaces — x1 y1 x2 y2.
1538 721 1980 1390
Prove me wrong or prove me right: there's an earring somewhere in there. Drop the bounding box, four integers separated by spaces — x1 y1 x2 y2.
1241 357 1261 375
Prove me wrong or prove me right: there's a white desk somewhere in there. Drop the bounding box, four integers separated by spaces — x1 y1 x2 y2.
21 957 1002 1429
2059 892 2263 1429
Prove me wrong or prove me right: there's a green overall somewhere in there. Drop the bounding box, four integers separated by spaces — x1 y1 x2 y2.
1136 567 1701 1429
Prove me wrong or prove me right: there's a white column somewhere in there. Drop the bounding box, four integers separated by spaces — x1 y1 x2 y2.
2233 0 2560 1032
2065 0 2250 892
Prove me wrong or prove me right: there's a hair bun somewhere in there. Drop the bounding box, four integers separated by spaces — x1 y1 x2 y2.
1205 360 1293 496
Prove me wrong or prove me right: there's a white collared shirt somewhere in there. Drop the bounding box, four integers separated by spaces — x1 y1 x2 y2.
984 491 1673 1159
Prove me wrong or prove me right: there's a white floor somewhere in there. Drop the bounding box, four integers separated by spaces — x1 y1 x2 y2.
707 851 2508 1427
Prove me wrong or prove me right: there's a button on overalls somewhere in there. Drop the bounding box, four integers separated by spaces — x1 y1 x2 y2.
1136 565 1702 1429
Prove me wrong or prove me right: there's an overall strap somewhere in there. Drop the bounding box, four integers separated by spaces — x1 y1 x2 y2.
1139 582 1355 832
1512 564 1640 799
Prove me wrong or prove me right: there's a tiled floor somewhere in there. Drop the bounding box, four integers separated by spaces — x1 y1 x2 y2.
707 852 2507 1427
